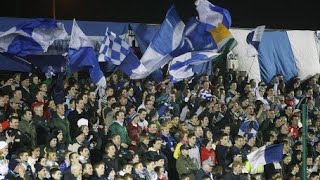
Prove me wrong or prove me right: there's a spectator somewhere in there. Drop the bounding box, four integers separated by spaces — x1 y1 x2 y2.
195 159 214 180
176 144 199 180
223 161 245 180
108 111 132 148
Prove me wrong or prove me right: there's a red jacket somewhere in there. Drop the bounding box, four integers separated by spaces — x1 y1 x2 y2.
200 146 217 165
127 122 142 142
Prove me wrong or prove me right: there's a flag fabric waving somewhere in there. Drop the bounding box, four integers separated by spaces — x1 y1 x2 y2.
246 25 266 56
98 29 130 65
169 50 221 82
137 6 185 79
98 29 148 79
195 0 231 29
247 144 283 169
68 19 106 88
0 18 67 56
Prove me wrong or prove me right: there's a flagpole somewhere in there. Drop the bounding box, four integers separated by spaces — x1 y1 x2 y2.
13 56 32 65
52 0 56 19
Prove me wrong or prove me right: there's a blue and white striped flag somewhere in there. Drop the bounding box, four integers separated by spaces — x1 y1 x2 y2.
169 50 220 82
68 20 106 88
247 144 283 169
0 18 67 56
98 29 148 79
137 6 185 79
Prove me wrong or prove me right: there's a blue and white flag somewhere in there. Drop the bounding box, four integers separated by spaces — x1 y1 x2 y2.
98 29 130 65
195 0 232 30
0 18 67 56
98 29 148 79
68 20 106 88
246 25 265 57
169 50 220 82
247 144 283 168
238 118 259 136
137 6 185 79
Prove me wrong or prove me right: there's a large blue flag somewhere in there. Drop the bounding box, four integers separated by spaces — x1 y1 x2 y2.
0 18 67 56
98 29 147 79
167 0 236 81
136 6 185 79
169 50 220 82
68 20 106 88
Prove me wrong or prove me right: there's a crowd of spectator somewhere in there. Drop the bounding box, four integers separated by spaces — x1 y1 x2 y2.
0 66 320 180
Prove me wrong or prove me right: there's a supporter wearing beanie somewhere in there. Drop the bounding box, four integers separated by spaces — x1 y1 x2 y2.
127 112 142 149
5 159 27 179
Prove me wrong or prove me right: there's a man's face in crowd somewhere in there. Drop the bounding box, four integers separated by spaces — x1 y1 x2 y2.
223 126 231 134
40 84 47 92
14 90 22 100
82 94 88 104
106 88 114 97
235 137 244 148
247 106 255 115
69 86 77 97
76 100 84 110
128 107 136 116
117 111 125 122
127 88 134 96
112 135 121 146
81 148 90 158
188 136 196 146
220 135 229 146
23 110 33 121
285 106 293 115
154 140 162 150
191 115 199 125
267 110 275 119
10 118 19 129
22 79 30 87
194 127 203 137
148 124 158 134
140 111 147 120
89 92 96 102
57 105 65 115
83 164 93 175
234 164 243 174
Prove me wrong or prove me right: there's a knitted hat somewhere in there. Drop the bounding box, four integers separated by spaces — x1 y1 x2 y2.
131 113 140 121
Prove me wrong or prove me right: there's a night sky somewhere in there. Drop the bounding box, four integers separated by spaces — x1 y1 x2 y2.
0 0 319 30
